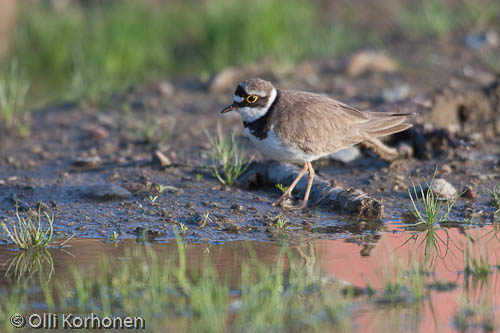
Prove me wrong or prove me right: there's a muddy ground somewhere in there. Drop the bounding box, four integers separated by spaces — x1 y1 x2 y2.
1 38 499 244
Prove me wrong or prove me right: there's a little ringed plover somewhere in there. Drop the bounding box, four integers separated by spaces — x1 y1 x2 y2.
221 78 412 209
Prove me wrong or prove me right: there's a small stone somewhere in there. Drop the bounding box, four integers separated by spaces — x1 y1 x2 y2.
187 213 203 225
31 145 43 154
72 156 102 168
123 182 150 193
230 204 243 212
380 84 410 103
209 67 241 93
440 164 452 174
302 221 313 231
460 186 475 200
82 184 132 201
156 80 174 97
428 178 458 200
96 114 115 127
464 30 499 49
224 224 241 234
87 125 109 140
153 150 172 167
5 197 29 211
346 51 398 77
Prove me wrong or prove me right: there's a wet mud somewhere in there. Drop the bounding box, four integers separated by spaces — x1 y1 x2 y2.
0 39 499 243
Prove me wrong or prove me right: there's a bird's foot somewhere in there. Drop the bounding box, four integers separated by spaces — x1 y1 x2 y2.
273 197 308 211
286 201 308 211
272 195 293 207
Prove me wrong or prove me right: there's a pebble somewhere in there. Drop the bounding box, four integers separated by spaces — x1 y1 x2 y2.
86 125 109 140
440 164 452 174
82 184 132 201
346 51 398 77
380 84 410 103
428 178 458 200
155 80 175 97
210 67 241 92
152 150 172 167
460 186 475 200
464 30 499 49
230 204 243 212
72 156 102 168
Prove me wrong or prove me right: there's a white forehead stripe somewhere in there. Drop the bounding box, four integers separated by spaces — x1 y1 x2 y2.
234 95 243 103
237 83 267 97
247 90 266 97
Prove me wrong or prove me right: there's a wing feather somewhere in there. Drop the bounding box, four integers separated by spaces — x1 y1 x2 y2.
273 90 411 154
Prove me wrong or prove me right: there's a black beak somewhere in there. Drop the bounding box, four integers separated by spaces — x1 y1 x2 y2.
220 103 237 114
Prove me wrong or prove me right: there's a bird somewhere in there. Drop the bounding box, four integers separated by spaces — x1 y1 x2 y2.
221 78 412 209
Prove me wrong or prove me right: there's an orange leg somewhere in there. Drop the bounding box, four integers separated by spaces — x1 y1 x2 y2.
296 161 315 210
272 162 308 207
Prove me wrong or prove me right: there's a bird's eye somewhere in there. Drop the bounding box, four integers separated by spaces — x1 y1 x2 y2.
246 95 258 103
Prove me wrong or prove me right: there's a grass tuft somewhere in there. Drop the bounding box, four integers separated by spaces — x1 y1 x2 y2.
491 183 500 216
406 174 456 226
205 124 253 186
275 184 289 194
273 215 288 230
0 59 30 135
1 206 54 250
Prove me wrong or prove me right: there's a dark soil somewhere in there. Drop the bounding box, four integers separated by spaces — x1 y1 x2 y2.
1 38 499 243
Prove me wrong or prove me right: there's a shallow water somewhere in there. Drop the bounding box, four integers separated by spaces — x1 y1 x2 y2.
1 221 499 332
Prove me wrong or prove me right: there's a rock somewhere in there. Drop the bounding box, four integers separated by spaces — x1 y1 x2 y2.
440 164 452 174
86 125 109 140
428 178 458 200
329 147 361 163
230 204 243 212
4 197 30 211
155 80 174 97
210 67 240 93
123 182 151 193
396 143 414 159
96 114 115 127
209 59 275 93
464 30 499 49
71 156 102 168
346 51 398 77
152 150 172 167
462 66 497 85
380 84 410 103
82 184 132 201
460 186 475 200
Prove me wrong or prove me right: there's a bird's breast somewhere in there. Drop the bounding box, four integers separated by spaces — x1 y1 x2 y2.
245 128 326 163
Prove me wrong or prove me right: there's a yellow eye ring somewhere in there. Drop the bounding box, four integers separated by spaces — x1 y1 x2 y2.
246 95 258 103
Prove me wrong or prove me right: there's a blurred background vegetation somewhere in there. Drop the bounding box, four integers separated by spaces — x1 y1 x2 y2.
0 0 499 133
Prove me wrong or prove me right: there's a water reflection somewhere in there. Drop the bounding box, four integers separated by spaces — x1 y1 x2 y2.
2 248 55 285
0 223 498 331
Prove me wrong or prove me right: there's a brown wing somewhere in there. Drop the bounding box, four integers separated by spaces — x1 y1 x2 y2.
272 90 412 154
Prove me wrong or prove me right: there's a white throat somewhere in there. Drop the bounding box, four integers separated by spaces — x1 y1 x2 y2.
237 88 277 123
